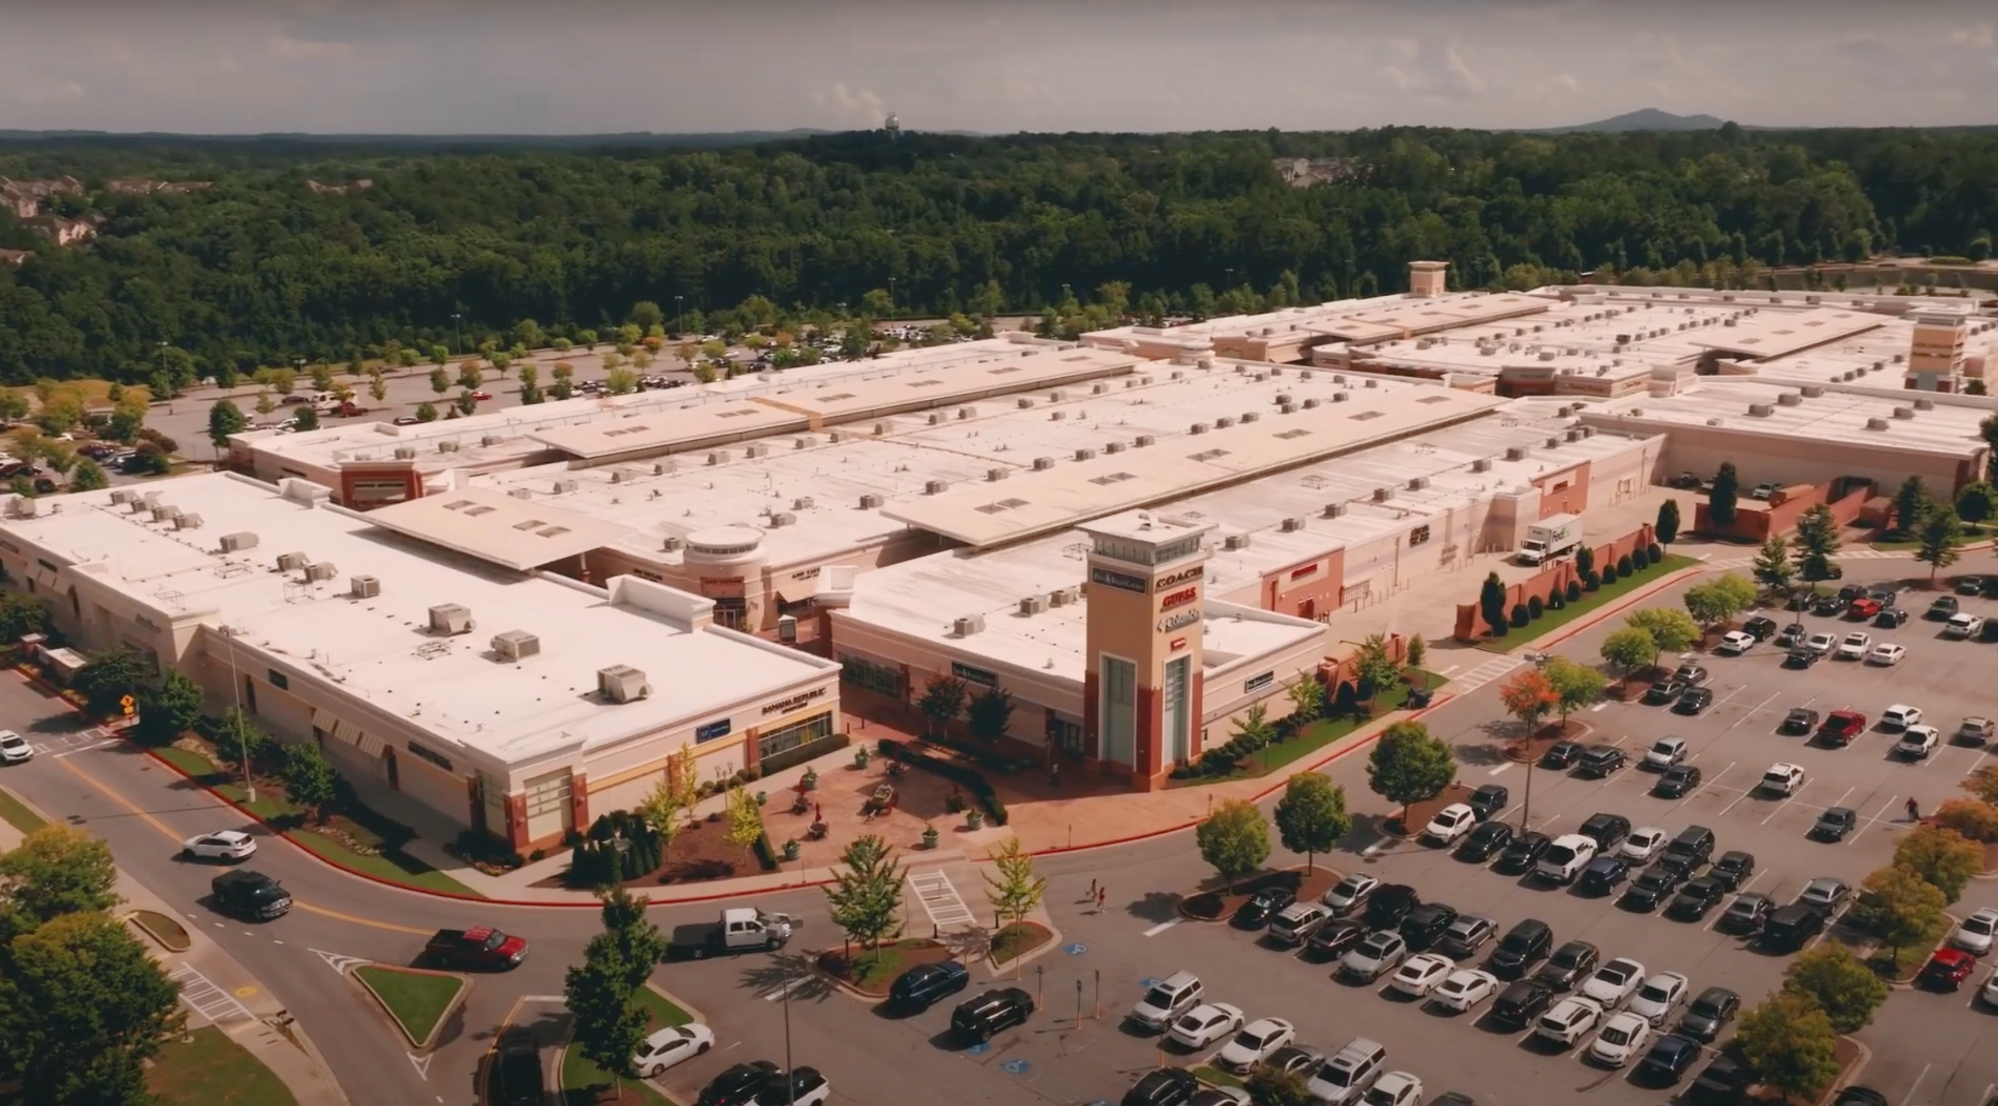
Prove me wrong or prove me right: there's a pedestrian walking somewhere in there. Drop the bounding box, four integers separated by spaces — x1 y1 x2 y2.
1908 798 1921 821
814 802 823 824
1096 886 1107 912
1088 877 1098 901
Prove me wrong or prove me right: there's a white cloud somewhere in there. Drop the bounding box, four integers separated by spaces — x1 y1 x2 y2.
1951 23 1994 46
808 82 888 129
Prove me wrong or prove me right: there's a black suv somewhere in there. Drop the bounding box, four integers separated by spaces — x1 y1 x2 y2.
1489 978 1556 1028
1541 741 1586 769
1366 884 1421 929
1619 867 1686 912
1493 830 1551 874
491 1031 544 1106
1652 764 1702 798
1740 615 1779 641
1455 820 1513 863
211 870 292 920
888 961 970 1013
1233 887 1294 928
1578 812 1632 850
1691 1054 1754 1104
1657 826 1716 873
1122 1067 1199 1106
951 988 1034 1043
1486 919 1552 978
1467 783 1509 821
1579 856 1631 896
1875 607 1910 628
1534 940 1599 991
1575 746 1626 778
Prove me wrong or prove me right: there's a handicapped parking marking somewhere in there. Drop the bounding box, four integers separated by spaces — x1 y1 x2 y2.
1064 942 1087 955
1000 1058 1031 1075
1140 976 1161 989
964 1041 993 1056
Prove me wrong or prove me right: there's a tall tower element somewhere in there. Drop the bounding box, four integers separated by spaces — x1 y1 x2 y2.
1408 260 1449 298
1080 511 1214 791
884 112 901 140
1907 309 1968 392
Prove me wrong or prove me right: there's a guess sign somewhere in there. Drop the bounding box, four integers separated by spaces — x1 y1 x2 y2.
1158 587 1198 611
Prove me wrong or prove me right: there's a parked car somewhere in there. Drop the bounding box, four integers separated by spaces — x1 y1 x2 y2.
1641 738 1688 771
1718 892 1774 935
1490 979 1557 1028
1587 1011 1653 1067
1268 902 1335 946
887 961 970 1013
1881 703 1923 730
1866 643 1906 666
1930 595 1961 620
1796 877 1852 916
1620 867 1686 912
1388 953 1456 998
1364 885 1421 929
952 988 1035 1042
1709 851 1756 891
1454 820 1513 863
1422 804 1479 846
1809 807 1858 841
1579 856 1632 897
1642 680 1688 706
1534 996 1606 1047
1233 887 1294 928
1715 631 1756 655
1780 707 1820 735
1466 783 1509 821
1636 1034 1705 1085
1921 948 1978 991
1628 972 1690 1025
1533 940 1600 992
1776 621 1808 646
1486 918 1553 978
1896 726 1941 760
1652 764 1702 798
1575 746 1627 777
1619 826 1669 863
1579 958 1647 1008
1535 835 1598 885
1398 903 1458 950
1428 969 1500 1013
1436 914 1497 960
1362 1071 1424 1106
1340 932 1410 983
1875 607 1910 628
696 1061 780 1106
1805 631 1837 654
1847 597 1882 620
1494 831 1551 874
1215 1017 1296 1074
1759 763 1806 795
1784 646 1821 668
1121 1068 1199 1106
1167 1003 1245 1049
1817 711 1866 747
1948 908 1998 955
1957 717 1996 746
1306 918 1371 961
1577 813 1632 850
632 1024 716 1077
1677 987 1740 1043
1690 1055 1754 1105
1657 826 1716 874
1323 873 1380 917
1666 877 1727 921
1833 631 1871 659
1128 972 1205 1032
1540 741 1586 769
492 1032 545 1106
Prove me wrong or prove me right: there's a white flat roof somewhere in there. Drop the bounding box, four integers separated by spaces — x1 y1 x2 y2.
529 402 807 460
1579 379 1994 457
1080 291 1550 349
365 486 635 571
1688 307 1886 359
3 473 836 765
883 381 1507 547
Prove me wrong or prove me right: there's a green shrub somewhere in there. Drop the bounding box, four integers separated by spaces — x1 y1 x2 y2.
1600 564 1617 584
1647 542 1663 562
1509 603 1530 628
1583 571 1601 591
1617 553 1634 575
1527 595 1545 619
1566 580 1583 602
878 738 1009 824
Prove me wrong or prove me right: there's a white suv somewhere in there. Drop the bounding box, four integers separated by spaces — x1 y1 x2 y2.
0 729 30 764
1535 996 1606 1046
1127 971 1203 1032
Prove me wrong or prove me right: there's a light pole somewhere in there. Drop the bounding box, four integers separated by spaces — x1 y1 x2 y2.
220 626 255 803
675 295 684 338
451 312 463 355
156 340 168 386
782 966 795 1105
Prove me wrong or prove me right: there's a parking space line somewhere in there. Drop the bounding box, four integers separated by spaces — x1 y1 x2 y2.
1487 763 1512 777
1847 793 1900 846
1704 870 1769 932
1760 781 1811 825
1896 1063 1932 1106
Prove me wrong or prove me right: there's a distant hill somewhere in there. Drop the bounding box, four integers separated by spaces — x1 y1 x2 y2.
0 129 839 150
1535 109 1744 134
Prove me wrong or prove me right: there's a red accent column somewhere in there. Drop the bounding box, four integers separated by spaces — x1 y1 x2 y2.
506 793 529 851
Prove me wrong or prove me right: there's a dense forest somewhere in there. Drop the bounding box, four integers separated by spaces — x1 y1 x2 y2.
4 124 1998 384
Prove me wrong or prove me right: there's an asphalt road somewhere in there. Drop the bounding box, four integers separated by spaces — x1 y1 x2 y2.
5 559 1998 1106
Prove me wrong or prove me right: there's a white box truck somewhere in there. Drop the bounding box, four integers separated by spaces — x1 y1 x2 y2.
1516 514 1583 566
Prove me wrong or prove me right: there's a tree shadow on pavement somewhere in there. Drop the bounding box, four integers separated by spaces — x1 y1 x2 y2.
737 951 835 1003
1123 890 1181 925
1338 814 1396 859
1454 743 1508 767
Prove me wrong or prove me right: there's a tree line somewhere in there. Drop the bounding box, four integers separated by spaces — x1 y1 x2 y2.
8 124 1998 382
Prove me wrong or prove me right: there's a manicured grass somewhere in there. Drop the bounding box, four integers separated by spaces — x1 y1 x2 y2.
1476 555 1700 653
989 921 1054 966
148 1026 298 1106
1174 671 1444 786
0 785 47 833
1866 914 1953 982
557 986 690 1105
1870 538 1920 552
632 985 693 1030
817 938 954 994
130 908 192 952
353 964 465 1047
152 745 482 898
1191 1065 1244 1089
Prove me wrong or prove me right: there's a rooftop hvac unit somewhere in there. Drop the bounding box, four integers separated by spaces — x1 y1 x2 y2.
794 436 816 449
1893 406 1916 419
394 447 416 460
1215 417 1236 429
1138 375 1154 385
1074 448 1097 461
1092 383 1109 394
491 630 540 662
350 575 381 599
482 435 504 447
744 444 769 459
1748 404 1774 417
770 512 797 527
597 664 651 704
109 490 133 505
610 468 637 483
7 498 36 518
438 440 460 453
1049 390 1066 402
1223 534 1252 551
1299 371 1313 380
1050 410 1067 421
1135 435 1156 447
1373 487 1395 502
1407 476 1430 491
126 498 148 514
928 412 946 425
1190 423 1210 435
151 505 181 522
1302 397 1321 409
1104 441 1127 454
1867 418 1890 431
1280 517 1305 533
428 603 475 636
1505 446 1530 461
1050 587 1080 607
276 551 309 571
1275 393 1294 405
1240 412 1261 424
1033 457 1056 471
661 536 684 552
142 491 161 507
1019 595 1048 615
1566 429 1583 442
924 480 950 495
1364 379 1379 389
1322 502 1348 519
219 531 259 552
1778 392 1803 406
858 493 885 508
793 496 816 510
953 615 986 637
509 487 534 500
957 406 978 420
553 480 579 494
1471 458 1492 473
873 422 893 435
1016 397 1036 409
987 469 1009 482
1544 436 1562 449
305 561 337 582
1705 418 1724 427
829 430 851 443
1332 392 1350 403
174 513 203 530
707 451 731 465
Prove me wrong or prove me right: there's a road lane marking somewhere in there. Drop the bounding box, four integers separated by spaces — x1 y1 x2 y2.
908 869 977 929
1487 764 1513 777
54 738 120 758
1589 703 1609 713
310 949 369 975
1684 762 1734 806
166 963 254 1025
762 977 809 1002
1143 920 1181 937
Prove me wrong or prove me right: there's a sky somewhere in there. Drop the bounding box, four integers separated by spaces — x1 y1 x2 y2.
3 0 1998 134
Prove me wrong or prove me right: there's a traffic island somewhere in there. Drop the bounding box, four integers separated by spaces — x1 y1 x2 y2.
1179 866 1340 923
147 1025 299 1106
351 964 467 1050
987 922 1054 968
558 987 690 1106
127 908 192 952
1503 721 1594 764
816 938 954 996
1380 783 1477 838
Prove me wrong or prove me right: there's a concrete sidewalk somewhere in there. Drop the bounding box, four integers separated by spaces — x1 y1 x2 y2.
0 786 351 1106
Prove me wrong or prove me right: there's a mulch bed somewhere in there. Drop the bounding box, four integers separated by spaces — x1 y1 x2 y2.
1503 720 1593 764
1745 1037 1864 1105
989 921 1054 966
1179 866 1341 922
1382 782 1476 838
530 817 754 890
1607 667 1669 702
816 939 954 996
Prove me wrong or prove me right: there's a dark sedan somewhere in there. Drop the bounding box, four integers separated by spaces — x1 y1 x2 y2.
1709 851 1756 891
1643 679 1689 706
1540 741 1585 770
1810 807 1858 842
1494 831 1551 874
1691 1055 1754 1105
1665 877 1728 921
1652 763 1702 798
1366 884 1422 929
1305 918 1370 960
1717 892 1774 935
1674 687 1715 715
1780 707 1820 735
1636 1034 1705 1086
698 1062 782 1106
1677 986 1740 1043
1455 821 1514 863
1620 867 1686 912
1467 783 1509 821
1875 607 1910 628
1533 940 1599 991
1785 647 1821 668
1233 888 1295 928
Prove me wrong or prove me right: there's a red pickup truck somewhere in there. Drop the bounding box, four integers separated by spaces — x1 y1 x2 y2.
424 926 528 970
1816 710 1867 747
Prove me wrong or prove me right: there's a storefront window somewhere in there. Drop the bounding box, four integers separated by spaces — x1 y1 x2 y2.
757 712 834 761
839 654 902 697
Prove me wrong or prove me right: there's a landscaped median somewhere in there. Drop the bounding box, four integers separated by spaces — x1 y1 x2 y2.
0 784 47 834
126 908 192 952
1168 670 1444 787
559 985 689 1106
988 921 1054 968
817 938 954 995
149 741 482 898
351 963 468 1050
1178 866 1339 923
1474 548 1699 653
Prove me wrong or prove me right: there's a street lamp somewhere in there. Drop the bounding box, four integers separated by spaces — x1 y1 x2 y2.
675 295 684 338
451 312 463 355
219 626 255 803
